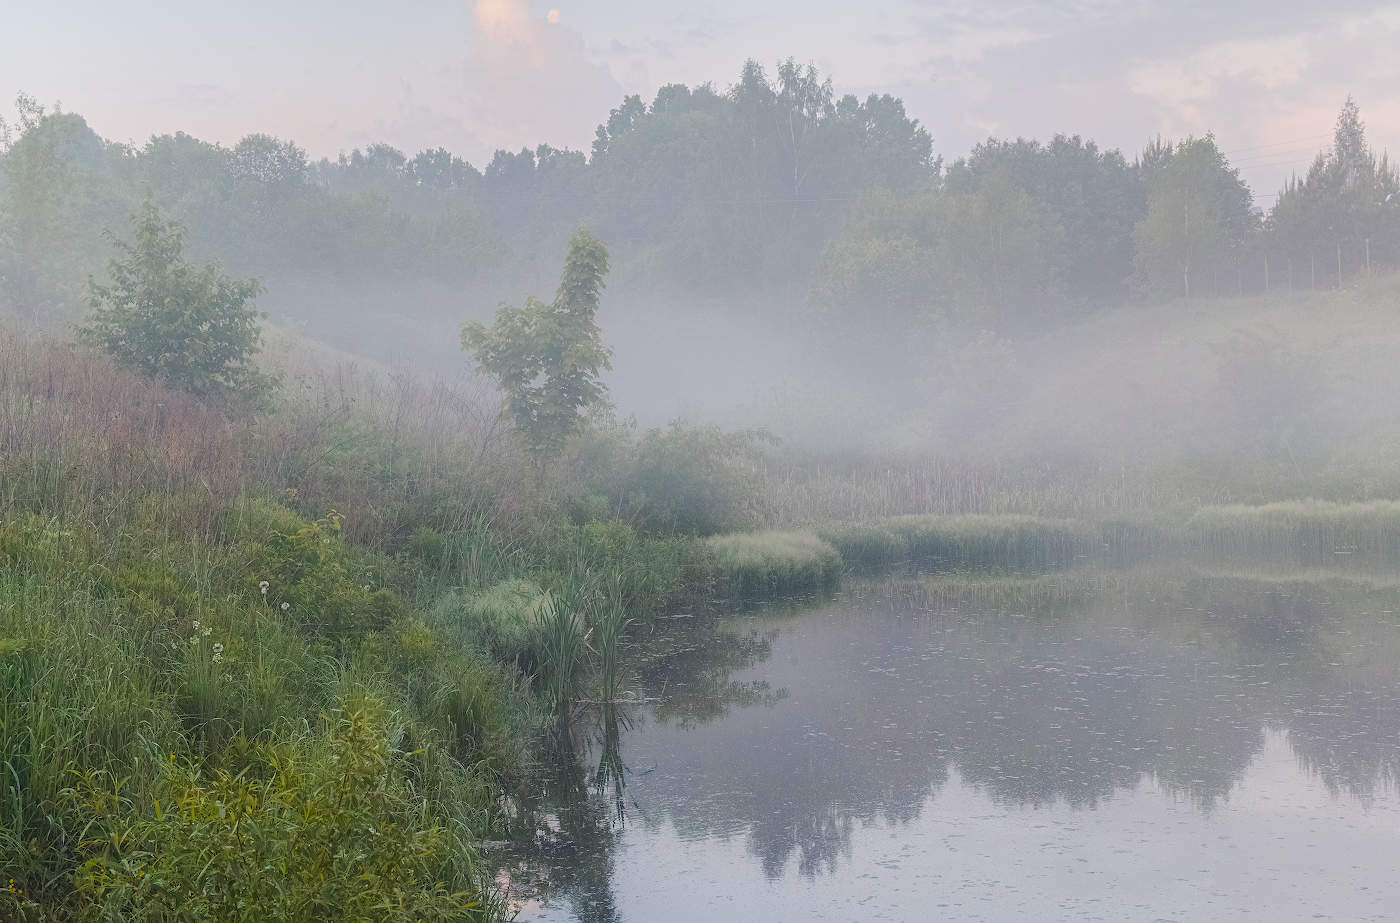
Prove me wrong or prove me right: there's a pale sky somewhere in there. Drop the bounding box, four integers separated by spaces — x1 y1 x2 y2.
7 0 1400 200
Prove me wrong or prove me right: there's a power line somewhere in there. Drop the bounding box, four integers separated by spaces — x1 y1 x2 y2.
1220 134 1330 157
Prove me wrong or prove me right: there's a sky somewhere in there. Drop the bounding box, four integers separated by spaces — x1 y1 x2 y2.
6 0 1400 200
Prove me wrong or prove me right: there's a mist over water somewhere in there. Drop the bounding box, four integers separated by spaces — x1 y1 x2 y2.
512 570 1400 921
8 10 1400 922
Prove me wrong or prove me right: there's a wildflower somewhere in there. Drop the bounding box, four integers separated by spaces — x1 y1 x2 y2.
212 642 223 654
259 580 269 598
281 601 290 611
211 652 223 663
191 619 201 631
202 626 212 638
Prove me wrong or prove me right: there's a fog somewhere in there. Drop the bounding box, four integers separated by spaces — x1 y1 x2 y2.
14 6 1400 923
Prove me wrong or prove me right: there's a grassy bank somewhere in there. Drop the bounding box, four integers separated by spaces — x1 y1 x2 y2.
0 337 703 919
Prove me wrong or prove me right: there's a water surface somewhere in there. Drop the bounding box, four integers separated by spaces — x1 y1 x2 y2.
509 569 1400 921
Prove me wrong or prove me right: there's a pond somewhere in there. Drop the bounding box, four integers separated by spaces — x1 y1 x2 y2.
505 568 1400 921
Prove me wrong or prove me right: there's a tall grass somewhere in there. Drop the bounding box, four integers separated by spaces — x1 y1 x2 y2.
820 514 1095 571
1187 500 1400 564
705 531 842 597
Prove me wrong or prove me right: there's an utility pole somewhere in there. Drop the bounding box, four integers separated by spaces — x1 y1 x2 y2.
1183 198 1191 299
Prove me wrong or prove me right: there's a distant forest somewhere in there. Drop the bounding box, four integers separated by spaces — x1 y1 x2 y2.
3 60 1398 338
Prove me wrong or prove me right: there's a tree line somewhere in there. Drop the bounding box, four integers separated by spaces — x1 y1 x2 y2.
2 62 1397 338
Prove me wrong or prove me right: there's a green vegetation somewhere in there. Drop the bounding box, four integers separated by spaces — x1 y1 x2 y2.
0 331 709 919
9 53 1400 923
705 531 842 596
1187 500 1400 564
461 228 612 459
77 201 273 403
820 514 1093 571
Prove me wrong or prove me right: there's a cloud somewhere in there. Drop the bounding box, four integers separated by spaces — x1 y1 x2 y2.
1128 35 1313 116
461 0 622 154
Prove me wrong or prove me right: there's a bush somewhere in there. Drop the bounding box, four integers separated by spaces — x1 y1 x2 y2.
614 423 767 536
242 505 408 644
77 201 274 404
72 697 490 922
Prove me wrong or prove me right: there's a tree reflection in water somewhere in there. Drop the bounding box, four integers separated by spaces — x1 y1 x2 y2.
511 568 1400 919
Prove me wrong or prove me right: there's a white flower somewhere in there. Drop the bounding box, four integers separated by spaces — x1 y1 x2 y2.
212 642 223 654
201 627 212 638
191 619 201 631
211 652 223 663
280 602 290 611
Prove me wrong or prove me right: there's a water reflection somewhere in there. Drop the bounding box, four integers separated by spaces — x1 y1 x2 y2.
515 568 1400 921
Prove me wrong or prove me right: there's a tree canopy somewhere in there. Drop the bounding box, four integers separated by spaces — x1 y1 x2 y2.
462 228 612 458
77 201 272 401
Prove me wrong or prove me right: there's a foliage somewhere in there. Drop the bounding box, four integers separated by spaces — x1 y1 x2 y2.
946 134 1143 305
462 228 611 458
73 698 488 922
1132 136 1257 300
77 201 273 401
618 423 768 535
1268 98 1400 280
815 177 1068 331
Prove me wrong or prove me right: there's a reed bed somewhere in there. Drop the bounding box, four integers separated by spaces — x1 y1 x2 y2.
704 531 843 597
820 513 1096 572
1187 500 1400 564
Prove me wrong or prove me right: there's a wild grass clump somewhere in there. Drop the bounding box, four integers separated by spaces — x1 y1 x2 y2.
1187 500 1400 564
705 531 842 597
438 578 548 670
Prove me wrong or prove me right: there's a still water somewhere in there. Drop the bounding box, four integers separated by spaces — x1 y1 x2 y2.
508 569 1400 921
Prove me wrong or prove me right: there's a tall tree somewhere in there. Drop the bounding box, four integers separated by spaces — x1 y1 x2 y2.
946 135 1143 305
1132 136 1256 299
461 228 612 458
1268 98 1400 281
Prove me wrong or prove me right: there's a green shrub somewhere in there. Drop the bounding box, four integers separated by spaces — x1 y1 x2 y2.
604 422 767 535
244 507 409 644
705 530 842 597
72 697 489 922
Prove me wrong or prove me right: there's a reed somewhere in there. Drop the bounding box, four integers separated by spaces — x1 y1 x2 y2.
704 530 842 597
1187 500 1400 564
